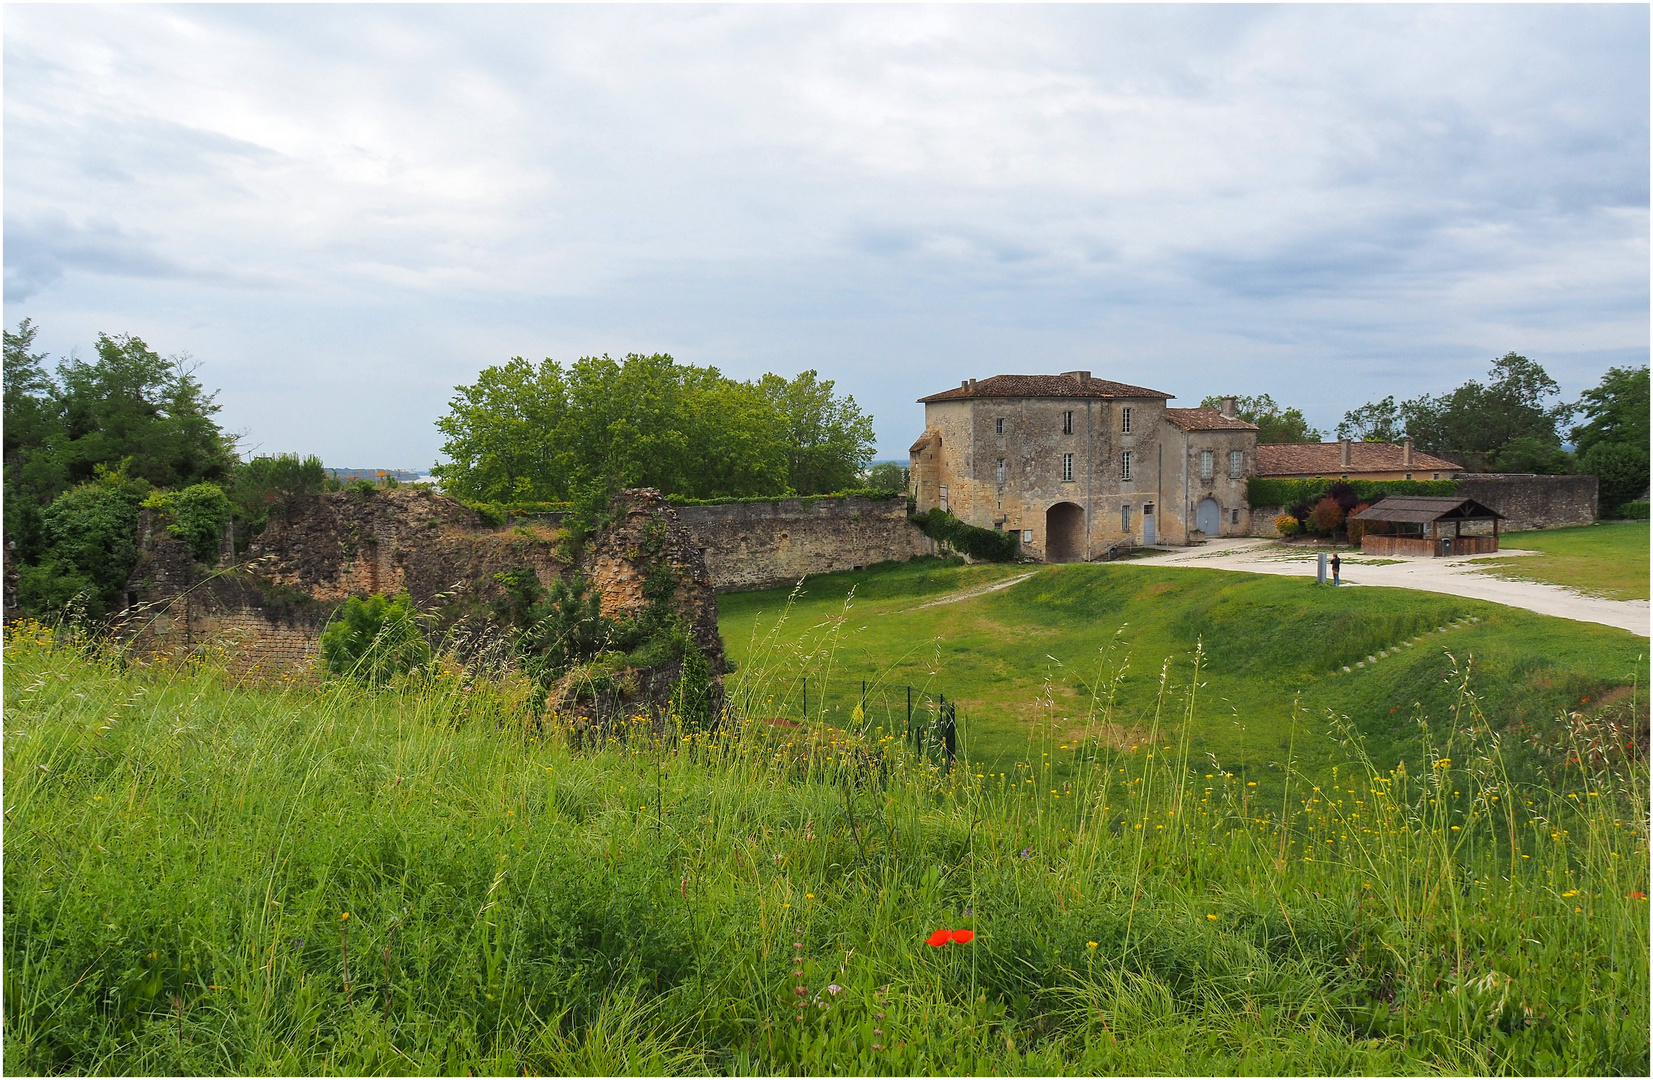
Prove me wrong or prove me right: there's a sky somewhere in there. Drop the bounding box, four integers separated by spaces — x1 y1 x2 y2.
5 3 1648 468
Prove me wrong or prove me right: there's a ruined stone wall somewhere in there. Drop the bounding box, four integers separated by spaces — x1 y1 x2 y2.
674 495 935 591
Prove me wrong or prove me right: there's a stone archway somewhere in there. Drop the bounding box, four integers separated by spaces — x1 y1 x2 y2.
1045 502 1085 563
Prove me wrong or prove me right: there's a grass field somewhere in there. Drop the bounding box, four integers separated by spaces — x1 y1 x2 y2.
1471 521 1650 600
5 624 1647 1075
718 557 1649 783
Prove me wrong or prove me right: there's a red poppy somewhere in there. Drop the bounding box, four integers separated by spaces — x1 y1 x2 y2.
1630 891 1647 901
926 928 976 946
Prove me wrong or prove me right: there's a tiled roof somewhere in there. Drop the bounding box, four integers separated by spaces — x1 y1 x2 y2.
1255 442 1460 476
919 372 1172 403
909 429 939 454
1161 407 1258 432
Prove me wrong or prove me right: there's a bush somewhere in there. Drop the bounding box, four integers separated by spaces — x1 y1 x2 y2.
319 592 432 685
1345 503 1372 543
911 509 1019 562
1306 497 1346 537
1607 499 1650 521
1273 514 1300 537
164 482 232 563
23 473 151 618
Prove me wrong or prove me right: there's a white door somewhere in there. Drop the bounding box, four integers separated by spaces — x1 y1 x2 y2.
1196 498 1220 535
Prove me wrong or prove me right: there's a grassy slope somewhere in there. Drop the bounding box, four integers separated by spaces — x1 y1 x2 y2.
5 633 1647 1076
719 558 1648 780
1470 521 1650 600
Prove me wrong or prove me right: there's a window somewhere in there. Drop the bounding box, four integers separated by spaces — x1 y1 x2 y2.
1143 502 1154 517
1063 410 1073 435
1122 505 1132 532
1230 508 1241 526
1121 406 1133 434
1062 453 1074 482
939 484 948 510
1121 450 1132 481
995 417 1004 435
1228 450 1243 478
996 458 1006 484
1022 529 1033 543
1200 450 1214 481
1432 472 1440 480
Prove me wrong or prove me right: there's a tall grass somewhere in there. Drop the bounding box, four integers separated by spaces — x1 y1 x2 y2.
4 616 1647 1075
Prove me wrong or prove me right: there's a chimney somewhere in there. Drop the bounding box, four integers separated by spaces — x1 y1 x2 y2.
1219 396 1237 419
1062 370 1090 385
1403 437 1414 467
969 378 977 390
960 380 969 389
1340 438 1353 468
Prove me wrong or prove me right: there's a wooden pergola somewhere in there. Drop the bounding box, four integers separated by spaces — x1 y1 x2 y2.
1349 496 1504 557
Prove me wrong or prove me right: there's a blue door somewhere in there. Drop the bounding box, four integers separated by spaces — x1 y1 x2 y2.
1196 498 1220 535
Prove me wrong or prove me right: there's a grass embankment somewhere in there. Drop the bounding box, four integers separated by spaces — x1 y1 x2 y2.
1471 522 1650 601
719 557 1648 780
5 626 1648 1075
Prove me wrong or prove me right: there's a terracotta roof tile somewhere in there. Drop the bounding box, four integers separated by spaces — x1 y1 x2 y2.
919 372 1172 403
1255 442 1461 476
1161 407 1258 432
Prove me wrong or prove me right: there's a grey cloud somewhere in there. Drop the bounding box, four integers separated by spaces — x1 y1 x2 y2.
4 214 188 300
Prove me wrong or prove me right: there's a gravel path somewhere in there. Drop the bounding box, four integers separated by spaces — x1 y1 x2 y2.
1126 538 1649 637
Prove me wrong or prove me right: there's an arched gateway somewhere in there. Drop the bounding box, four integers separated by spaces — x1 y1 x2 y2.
1045 502 1085 562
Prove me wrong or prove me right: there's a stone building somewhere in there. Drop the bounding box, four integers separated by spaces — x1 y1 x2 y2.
909 372 1259 561
1255 438 1461 482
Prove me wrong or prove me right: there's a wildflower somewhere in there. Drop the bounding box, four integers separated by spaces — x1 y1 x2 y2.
1019 847 1033 858
1206 913 1219 921
827 984 842 995
1561 889 1579 898
1086 941 1098 949
1630 892 1646 900
341 912 350 921
926 928 975 946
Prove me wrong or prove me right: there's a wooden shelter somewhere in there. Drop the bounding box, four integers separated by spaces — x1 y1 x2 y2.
1348 496 1504 557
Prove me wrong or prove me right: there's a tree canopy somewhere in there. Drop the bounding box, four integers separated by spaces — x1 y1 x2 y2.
1199 394 1322 443
432 354 876 503
1338 353 1575 471
1570 365 1649 511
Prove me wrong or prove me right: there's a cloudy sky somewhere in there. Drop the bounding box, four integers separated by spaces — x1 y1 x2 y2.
5 3 1647 467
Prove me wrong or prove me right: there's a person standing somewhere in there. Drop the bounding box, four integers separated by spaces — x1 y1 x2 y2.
1330 552 1342 585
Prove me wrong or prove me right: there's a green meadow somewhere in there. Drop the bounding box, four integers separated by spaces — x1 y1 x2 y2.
1470 521 1650 601
5 554 1648 1075
718 557 1648 783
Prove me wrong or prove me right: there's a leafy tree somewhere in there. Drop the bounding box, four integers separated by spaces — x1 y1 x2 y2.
1490 437 1574 476
1306 497 1346 537
319 592 432 685
1570 366 1650 511
1337 396 1401 442
866 462 910 493
16 468 151 619
1201 394 1322 443
758 370 876 495
4 319 67 560
231 454 329 530
433 353 870 503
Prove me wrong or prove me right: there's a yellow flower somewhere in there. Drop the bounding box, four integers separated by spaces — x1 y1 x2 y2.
1086 941 1098 949
1561 889 1579 898
341 912 350 921
1206 914 1219 921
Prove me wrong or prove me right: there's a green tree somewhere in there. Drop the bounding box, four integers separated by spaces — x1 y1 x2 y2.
758 369 876 495
231 453 329 530
319 592 432 685
866 461 910 493
433 353 868 503
16 468 151 619
161 482 234 563
4 319 68 561
1401 353 1571 460
1489 437 1574 476
1201 394 1322 443
1336 396 1401 442
56 333 237 490
1570 366 1649 511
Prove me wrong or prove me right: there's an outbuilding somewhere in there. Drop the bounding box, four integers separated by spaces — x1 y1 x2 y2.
1348 496 1505 557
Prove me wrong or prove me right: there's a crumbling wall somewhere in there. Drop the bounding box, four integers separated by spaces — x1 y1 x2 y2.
120 488 725 685
674 494 934 591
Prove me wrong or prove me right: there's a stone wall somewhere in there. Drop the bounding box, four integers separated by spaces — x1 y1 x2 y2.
1455 474 1598 532
674 495 935 591
1247 474 1600 538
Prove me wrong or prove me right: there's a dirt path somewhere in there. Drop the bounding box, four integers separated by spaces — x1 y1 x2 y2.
885 572 1040 614
1128 539 1649 637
